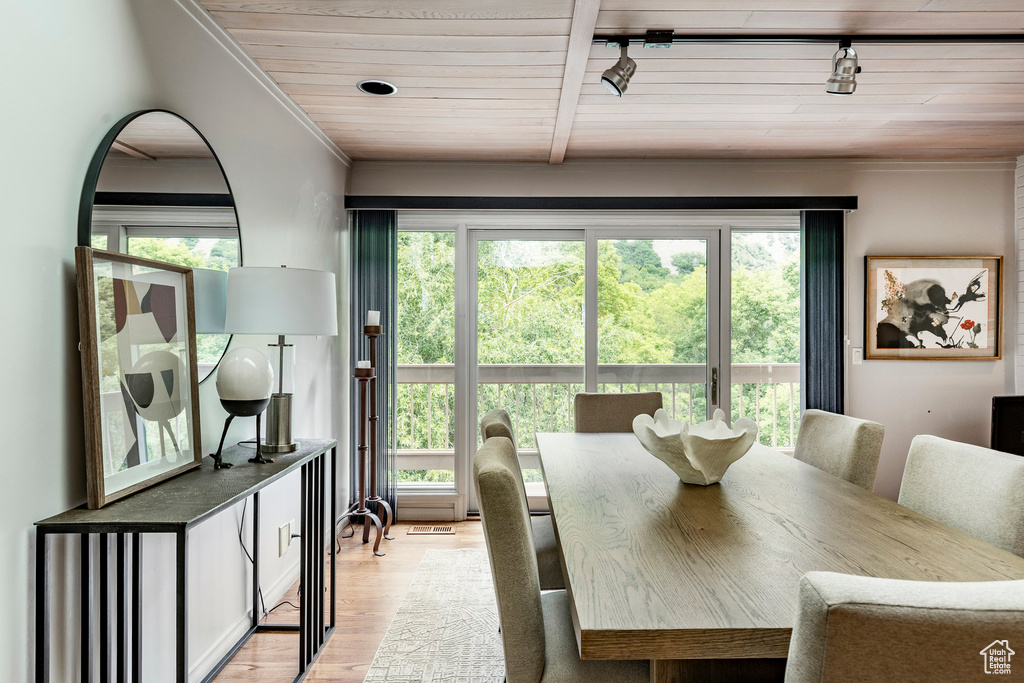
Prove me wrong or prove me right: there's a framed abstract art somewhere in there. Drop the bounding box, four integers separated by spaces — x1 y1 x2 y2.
865 255 1002 360
75 247 202 508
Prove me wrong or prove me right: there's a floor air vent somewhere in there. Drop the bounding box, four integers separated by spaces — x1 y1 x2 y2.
407 525 455 535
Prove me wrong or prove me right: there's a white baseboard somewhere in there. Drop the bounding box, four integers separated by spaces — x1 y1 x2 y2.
188 559 300 681
394 492 466 521
399 505 457 521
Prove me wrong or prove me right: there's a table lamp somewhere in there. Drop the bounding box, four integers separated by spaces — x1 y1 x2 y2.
192 268 228 334
225 266 338 457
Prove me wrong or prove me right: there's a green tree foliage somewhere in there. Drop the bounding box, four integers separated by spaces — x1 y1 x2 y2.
732 238 773 272
395 231 803 479
731 265 800 364
126 236 240 365
597 241 672 364
647 266 709 364
671 250 706 277
397 232 456 364
127 238 207 269
477 240 585 365
208 239 239 272
614 239 670 291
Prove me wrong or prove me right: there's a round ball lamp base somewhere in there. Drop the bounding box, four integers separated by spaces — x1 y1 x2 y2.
212 348 276 469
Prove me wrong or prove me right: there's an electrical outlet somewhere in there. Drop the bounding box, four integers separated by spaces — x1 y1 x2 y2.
289 519 296 542
278 523 290 557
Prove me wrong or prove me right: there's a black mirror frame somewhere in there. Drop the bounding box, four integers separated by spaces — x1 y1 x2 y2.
78 109 242 384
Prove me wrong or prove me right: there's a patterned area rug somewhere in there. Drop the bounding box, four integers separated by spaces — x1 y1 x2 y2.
364 548 505 682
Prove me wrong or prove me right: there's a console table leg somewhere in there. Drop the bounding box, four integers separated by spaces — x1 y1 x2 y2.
175 530 188 683
300 461 310 669
131 534 142 682
252 492 260 628
116 533 126 683
99 534 108 683
81 534 92 683
315 454 325 649
35 529 48 683
329 447 337 631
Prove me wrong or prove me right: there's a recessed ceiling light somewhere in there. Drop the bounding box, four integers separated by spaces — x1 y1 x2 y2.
357 80 398 96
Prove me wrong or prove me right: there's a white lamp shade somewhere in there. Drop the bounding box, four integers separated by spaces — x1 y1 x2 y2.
216 347 275 401
225 266 338 336
192 268 228 334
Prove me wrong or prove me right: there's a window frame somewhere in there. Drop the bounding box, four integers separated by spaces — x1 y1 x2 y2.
397 211 802 519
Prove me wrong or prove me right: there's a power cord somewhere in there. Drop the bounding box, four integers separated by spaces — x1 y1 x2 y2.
237 500 312 618
266 599 299 614
237 499 268 618
237 500 333 619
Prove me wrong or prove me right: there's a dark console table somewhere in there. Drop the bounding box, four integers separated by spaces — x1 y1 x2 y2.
35 439 337 683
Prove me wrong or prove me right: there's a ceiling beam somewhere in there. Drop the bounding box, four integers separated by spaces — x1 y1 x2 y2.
111 140 156 161
549 0 602 165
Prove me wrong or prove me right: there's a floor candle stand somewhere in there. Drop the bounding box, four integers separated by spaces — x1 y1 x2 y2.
341 324 395 544
337 366 384 556
363 324 394 540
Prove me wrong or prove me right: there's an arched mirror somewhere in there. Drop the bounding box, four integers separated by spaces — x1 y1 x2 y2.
79 110 241 383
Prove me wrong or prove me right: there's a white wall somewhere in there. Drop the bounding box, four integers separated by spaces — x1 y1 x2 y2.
352 158 1016 500
1 1 349 681
1016 156 1024 395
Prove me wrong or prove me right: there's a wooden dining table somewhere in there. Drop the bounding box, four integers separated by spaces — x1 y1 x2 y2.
536 432 1024 683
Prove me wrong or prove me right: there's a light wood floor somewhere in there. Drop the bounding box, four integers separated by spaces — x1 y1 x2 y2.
213 520 486 682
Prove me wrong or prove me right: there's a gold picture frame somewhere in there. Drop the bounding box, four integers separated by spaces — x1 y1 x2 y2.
865 255 1002 360
75 246 203 508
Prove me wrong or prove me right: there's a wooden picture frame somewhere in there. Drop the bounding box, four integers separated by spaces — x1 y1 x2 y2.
865 255 1002 360
75 246 203 508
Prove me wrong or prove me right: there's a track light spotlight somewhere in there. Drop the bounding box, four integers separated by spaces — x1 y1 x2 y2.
601 44 636 97
825 43 861 96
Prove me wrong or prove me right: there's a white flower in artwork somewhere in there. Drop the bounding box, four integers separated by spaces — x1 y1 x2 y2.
633 408 758 486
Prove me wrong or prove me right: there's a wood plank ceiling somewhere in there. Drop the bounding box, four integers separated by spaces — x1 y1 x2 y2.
112 112 214 159
199 1 1024 162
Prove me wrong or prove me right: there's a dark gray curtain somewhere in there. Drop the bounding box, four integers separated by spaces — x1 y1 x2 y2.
801 210 845 413
350 210 398 520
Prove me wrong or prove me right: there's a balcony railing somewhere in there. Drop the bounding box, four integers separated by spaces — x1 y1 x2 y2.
395 363 800 471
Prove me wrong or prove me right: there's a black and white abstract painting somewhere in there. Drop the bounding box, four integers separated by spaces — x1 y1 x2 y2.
865 256 1002 360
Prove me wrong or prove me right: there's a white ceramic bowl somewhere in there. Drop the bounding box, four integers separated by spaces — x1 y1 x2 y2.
633 408 758 485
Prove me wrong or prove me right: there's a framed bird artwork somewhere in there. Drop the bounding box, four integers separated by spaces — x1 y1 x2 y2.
865 255 1002 360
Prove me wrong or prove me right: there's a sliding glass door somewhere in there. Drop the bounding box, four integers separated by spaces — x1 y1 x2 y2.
594 233 719 425
471 231 585 511
395 213 801 517
730 230 801 450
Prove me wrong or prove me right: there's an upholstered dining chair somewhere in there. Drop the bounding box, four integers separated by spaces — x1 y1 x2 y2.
793 409 884 490
573 391 663 433
899 434 1024 557
480 408 564 590
785 571 1024 682
473 436 648 683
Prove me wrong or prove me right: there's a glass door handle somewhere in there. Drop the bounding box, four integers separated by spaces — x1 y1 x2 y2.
710 367 718 405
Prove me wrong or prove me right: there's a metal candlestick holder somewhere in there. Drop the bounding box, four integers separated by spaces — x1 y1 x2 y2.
337 367 384 556
363 325 394 539
341 325 395 543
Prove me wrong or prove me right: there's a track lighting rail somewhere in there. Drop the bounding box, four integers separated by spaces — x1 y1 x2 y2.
593 33 1024 47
